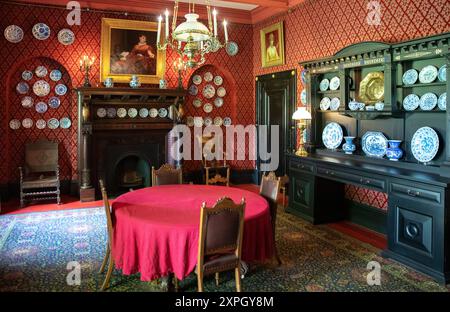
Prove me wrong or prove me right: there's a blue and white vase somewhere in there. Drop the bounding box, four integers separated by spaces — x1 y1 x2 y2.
386 140 403 161
104 77 114 88
129 75 141 88
342 136 356 154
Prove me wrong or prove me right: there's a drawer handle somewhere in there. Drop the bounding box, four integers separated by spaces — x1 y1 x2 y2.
407 189 420 197
406 223 419 239
359 178 371 185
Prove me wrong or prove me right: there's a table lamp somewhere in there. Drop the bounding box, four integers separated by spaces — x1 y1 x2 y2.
292 107 312 156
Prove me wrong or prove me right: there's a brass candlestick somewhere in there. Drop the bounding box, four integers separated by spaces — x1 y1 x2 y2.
173 57 187 89
79 55 95 87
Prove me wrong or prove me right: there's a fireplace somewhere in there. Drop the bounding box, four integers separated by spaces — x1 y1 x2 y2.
75 87 186 201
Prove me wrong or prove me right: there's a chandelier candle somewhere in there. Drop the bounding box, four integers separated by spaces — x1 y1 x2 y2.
213 9 218 37
157 15 162 44
165 9 169 39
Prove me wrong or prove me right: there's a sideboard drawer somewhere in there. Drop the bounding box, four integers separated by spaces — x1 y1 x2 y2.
289 159 314 174
316 166 386 192
390 182 442 205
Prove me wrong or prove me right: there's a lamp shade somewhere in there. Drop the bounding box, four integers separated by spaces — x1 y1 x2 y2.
292 107 312 120
173 13 211 42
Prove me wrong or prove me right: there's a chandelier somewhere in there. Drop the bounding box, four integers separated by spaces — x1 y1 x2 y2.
156 0 229 68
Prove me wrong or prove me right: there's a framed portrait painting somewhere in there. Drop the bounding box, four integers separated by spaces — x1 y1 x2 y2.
100 18 166 84
260 21 285 68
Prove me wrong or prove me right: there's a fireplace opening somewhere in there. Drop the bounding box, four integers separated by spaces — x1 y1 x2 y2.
114 155 150 192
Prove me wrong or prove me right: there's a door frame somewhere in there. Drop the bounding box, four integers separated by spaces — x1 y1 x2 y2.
255 70 297 184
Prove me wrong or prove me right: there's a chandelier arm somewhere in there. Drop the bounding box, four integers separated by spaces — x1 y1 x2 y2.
206 0 213 34
172 0 179 33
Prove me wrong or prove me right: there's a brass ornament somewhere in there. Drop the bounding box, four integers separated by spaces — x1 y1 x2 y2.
359 71 385 104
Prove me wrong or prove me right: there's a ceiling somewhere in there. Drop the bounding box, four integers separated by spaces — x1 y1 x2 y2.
9 0 302 24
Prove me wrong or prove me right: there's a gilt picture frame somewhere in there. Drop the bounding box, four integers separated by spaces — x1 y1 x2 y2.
260 21 285 68
100 18 166 84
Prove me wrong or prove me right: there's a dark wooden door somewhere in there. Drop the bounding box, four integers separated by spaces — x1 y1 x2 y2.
256 70 296 182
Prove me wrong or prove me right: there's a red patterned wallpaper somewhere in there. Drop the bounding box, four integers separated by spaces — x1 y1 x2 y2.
0 2 254 185
252 0 450 210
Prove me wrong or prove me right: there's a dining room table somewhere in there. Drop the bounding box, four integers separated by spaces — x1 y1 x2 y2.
111 184 274 281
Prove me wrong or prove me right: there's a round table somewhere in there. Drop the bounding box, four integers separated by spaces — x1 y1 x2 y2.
111 185 274 281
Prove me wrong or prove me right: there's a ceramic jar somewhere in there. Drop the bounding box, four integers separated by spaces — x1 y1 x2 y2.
386 140 403 161
129 75 141 88
342 136 356 154
104 77 114 88
375 102 384 111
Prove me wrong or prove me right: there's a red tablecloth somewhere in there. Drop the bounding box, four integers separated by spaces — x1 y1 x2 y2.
111 185 274 281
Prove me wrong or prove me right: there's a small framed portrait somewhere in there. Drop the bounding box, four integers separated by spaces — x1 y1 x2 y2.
260 21 285 68
100 18 166 84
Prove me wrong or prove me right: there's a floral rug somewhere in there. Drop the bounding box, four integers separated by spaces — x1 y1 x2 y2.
0 207 448 292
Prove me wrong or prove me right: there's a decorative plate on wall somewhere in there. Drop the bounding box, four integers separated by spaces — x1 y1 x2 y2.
48 96 61 109
60 117 71 129
204 72 213 82
438 93 447 111
22 70 33 81
204 117 213 127
97 108 107 118
214 76 223 86
47 118 59 129
419 92 437 111
57 29 75 45
214 97 224 107
33 80 50 97
115 108 125 118
16 82 29 95
403 94 420 111
22 118 33 129
35 101 48 113
194 116 204 127
223 117 232 127
193 98 202 108
158 108 168 118
322 122 343 150
4 25 24 43
329 77 340 90
402 69 418 85
419 65 438 84
50 69 62 82
106 108 116 118
320 97 331 110
438 65 447 82
149 108 158 118
9 119 21 130
361 131 388 158
32 23 51 40
35 66 48 78
301 89 307 105
330 97 340 111
21 96 33 108
186 116 194 127
192 75 202 85
203 84 215 99
128 108 138 118
55 84 68 96
36 119 46 129
225 41 239 56
319 79 329 91
214 117 223 126
203 103 213 113
217 87 226 97
411 126 439 163
139 108 149 118
189 85 198 95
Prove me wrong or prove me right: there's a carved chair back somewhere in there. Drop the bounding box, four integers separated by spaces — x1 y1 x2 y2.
151 164 183 186
25 140 58 173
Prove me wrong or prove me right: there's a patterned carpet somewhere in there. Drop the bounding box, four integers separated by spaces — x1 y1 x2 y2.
0 207 448 292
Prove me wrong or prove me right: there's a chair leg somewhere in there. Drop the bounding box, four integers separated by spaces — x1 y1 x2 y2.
235 267 242 292
215 272 219 286
197 270 204 292
174 276 179 292
274 245 282 266
99 244 110 273
100 257 114 291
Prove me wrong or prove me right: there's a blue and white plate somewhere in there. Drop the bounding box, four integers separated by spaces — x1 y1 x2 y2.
158 108 168 118
419 65 438 84
33 80 50 97
189 85 198 96
35 66 48 78
22 118 33 129
223 117 232 127
139 108 149 118
9 119 21 130
362 131 388 158
411 127 439 163
320 97 331 110
35 101 48 113
225 41 239 56
419 92 437 111
16 82 29 94
47 118 59 130
300 89 307 105
21 96 33 108
128 108 138 118
36 119 46 129
319 79 329 91
403 94 420 111
22 70 33 81
59 117 71 129
32 23 50 40
57 29 75 46
106 108 116 118
214 97 224 107
50 69 62 82
402 69 418 85
4 25 24 43
329 77 340 91
330 97 340 111
322 122 343 150
438 93 447 111
48 96 60 109
301 69 307 85
438 65 447 82
55 84 67 96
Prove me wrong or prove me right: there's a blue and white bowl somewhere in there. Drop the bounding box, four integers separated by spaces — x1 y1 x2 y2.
419 92 437 111
348 99 359 111
402 69 418 85
411 127 439 163
32 23 51 40
438 93 447 111
403 94 420 111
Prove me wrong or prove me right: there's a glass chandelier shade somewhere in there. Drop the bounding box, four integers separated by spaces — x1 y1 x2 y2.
173 13 211 42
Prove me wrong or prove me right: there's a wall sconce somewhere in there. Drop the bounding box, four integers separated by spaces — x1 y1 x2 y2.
292 107 312 156
79 55 95 87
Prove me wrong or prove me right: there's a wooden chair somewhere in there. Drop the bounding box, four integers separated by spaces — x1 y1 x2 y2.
260 172 282 265
197 197 246 292
279 175 289 209
19 140 61 207
98 179 115 291
151 164 183 186
197 135 230 186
